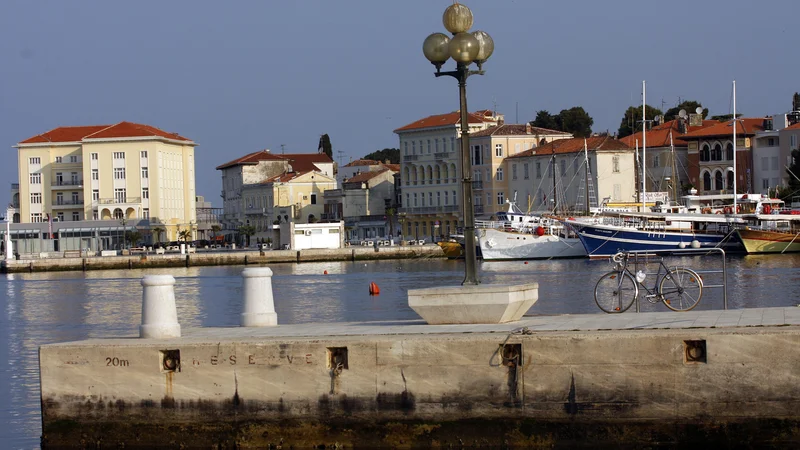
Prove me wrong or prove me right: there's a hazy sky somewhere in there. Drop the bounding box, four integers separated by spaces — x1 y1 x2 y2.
1 0 798 210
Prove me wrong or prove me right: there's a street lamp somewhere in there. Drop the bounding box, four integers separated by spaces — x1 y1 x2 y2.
423 3 493 286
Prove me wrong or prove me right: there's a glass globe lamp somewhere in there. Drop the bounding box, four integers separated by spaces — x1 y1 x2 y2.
448 32 480 64
471 30 494 64
442 3 473 34
422 33 451 65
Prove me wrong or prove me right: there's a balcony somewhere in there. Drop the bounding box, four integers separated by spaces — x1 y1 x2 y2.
399 205 459 215
434 152 455 159
52 180 84 190
95 197 142 210
472 180 483 190
474 205 484 215
245 206 268 215
11 183 19 190
321 213 342 221
404 155 419 161
52 199 84 209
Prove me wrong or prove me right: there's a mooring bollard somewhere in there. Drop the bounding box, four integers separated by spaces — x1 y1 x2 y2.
140 275 181 338
241 267 278 326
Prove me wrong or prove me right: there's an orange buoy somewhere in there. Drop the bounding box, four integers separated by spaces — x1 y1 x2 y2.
536 226 545 236
524 261 528 264
324 270 328 275
369 282 380 295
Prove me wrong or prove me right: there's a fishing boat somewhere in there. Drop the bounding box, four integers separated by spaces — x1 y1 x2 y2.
476 202 585 260
736 221 800 254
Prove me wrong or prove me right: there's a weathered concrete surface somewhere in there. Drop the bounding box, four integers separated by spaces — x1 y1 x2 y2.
39 308 800 448
2 245 445 273
408 283 539 324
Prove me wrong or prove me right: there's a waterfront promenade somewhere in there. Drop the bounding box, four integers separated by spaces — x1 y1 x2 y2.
1 244 446 273
40 305 800 448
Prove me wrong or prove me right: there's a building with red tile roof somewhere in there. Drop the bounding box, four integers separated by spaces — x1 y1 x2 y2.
12 122 196 240
506 136 634 212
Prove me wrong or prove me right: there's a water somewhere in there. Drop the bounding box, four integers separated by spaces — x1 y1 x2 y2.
2 255 799 448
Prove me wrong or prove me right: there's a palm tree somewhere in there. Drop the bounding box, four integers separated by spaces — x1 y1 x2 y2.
125 231 142 248
385 207 396 238
178 229 192 244
152 226 165 244
238 225 256 247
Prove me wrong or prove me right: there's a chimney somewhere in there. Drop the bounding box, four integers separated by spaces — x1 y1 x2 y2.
677 118 687 134
525 123 531 134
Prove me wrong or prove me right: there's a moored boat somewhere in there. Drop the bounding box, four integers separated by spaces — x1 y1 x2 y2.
477 219 585 260
735 212 800 253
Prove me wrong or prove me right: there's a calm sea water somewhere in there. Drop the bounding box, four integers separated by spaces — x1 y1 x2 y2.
2 255 799 448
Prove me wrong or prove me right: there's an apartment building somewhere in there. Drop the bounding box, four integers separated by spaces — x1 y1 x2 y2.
394 109 502 240
13 122 197 240
681 119 765 194
506 136 634 212
750 110 800 195
216 149 335 240
323 167 398 241
469 123 571 217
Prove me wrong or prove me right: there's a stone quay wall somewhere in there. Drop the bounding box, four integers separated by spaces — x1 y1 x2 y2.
39 326 800 448
1 245 445 273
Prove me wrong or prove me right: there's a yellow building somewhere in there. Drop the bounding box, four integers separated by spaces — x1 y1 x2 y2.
14 122 197 240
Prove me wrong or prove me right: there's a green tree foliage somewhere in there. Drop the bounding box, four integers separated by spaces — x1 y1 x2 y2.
557 107 594 138
530 108 594 137
318 134 333 159
531 110 559 130
363 148 400 164
617 105 664 139
664 100 709 122
710 113 742 122
238 225 256 247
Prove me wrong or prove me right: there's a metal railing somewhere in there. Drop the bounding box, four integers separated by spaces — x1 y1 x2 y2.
52 180 83 187
621 248 728 311
53 200 84 207
472 180 483 190
98 197 142 205
404 155 419 161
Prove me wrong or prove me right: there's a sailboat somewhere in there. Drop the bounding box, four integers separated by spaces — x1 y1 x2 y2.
565 81 745 257
475 150 586 260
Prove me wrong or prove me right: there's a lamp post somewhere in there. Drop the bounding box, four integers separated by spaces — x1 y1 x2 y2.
423 3 494 286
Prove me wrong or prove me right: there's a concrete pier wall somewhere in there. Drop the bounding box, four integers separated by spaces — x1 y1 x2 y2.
39 326 800 448
2 245 445 273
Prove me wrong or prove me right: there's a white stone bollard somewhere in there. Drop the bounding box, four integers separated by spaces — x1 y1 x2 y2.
140 275 181 338
180 243 186 255
241 267 278 327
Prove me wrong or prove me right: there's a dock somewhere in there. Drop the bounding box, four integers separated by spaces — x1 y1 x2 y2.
40 306 800 448
2 244 445 273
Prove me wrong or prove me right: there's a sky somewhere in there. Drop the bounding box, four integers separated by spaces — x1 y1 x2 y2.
1 0 799 211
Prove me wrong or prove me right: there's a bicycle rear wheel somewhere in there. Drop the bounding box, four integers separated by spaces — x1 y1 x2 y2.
659 268 703 312
594 271 637 313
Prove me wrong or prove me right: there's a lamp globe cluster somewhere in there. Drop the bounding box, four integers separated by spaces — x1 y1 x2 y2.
422 3 494 70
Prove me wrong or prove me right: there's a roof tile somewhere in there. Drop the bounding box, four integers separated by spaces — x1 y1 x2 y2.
679 118 765 139
19 121 191 144
394 110 498 132
619 119 717 147
507 135 631 159
470 124 570 137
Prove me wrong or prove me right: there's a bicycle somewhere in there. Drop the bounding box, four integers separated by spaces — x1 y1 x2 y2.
594 251 704 313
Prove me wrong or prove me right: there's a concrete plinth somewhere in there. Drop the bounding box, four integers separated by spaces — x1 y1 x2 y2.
408 282 538 324
240 267 278 326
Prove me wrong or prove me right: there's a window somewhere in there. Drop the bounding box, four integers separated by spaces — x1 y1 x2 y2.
71 192 79 203
472 145 482 165
700 144 710 162
612 156 620 173
71 172 78 184
703 172 711 191
114 167 126 179
412 141 416 154
413 193 418 207
762 178 769 189
771 156 779 171
93 211 98 220
91 153 98 160
29 157 41 165
435 139 439 152
428 192 433 206
524 163 529 179
92 169 99 180
536 162 541 178
437 191 441 206
444 191 449 205
404 142 408 155
115 188 126 203
143 208 150 219
310 193 317 205
113 152 125 159
141 151 148 158
767 138 775 147
141 167 149 178
653 155 659 168
55 156 63 163
72 212 79 221
69 155 78 163
31 193 42 204
452 190 456 204
92 189 99 201
497 192 505 205
515 143 520 153
142 188 149 199
495 144 503 157
30 173 41 184
57 212 64 222
427 139 431 153
512 164 517 180
31 213 42 223
405 193 409 207
56 193 63 205
450 137 455 151
496 168 503 181
421 193 426 207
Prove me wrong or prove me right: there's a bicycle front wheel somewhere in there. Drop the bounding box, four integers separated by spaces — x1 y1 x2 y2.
659 268 703 312
594 271 637 313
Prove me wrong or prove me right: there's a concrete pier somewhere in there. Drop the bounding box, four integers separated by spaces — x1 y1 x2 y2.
39 307 800 448
1 245 445 273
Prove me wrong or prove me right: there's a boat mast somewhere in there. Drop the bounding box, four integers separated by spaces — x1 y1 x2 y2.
642 80 647 212
733 80 737 212
584 138 590 215
551 146 557 214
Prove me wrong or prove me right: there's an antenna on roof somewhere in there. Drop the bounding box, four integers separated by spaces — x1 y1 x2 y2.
337 150 346 167
280 144 285 154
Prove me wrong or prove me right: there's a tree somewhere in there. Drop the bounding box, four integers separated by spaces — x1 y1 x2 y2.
783 150 800 203
152 226 165 244
385 207 396 237
238 225 256 247
710 113 742 122
210 225 221 241
617 105 664 139
363 148 400 164
178 229 192 243
557 107 593 138
124 231 142 248
664 100 709 122
531 110 559 130
318 134 333 159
